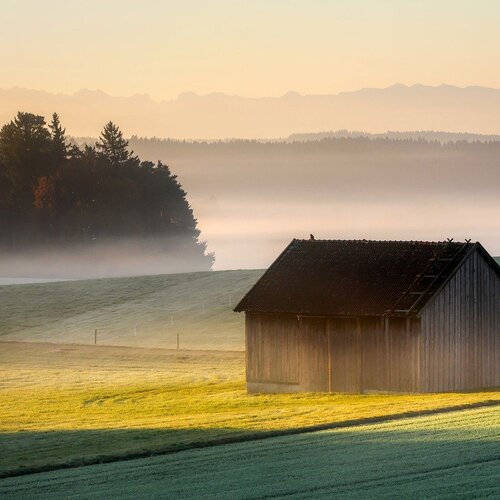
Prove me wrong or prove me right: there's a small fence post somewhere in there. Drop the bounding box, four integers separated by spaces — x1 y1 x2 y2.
94 329 97 345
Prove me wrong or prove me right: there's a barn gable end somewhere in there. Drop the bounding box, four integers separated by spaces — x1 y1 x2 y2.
419 246 500 391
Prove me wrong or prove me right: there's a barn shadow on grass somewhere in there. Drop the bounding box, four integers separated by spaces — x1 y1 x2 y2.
0 427 245 478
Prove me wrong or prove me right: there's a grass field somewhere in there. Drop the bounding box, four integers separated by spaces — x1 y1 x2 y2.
1 269 499 497
1 405 499 499
1 342 499 481
0 269 262 350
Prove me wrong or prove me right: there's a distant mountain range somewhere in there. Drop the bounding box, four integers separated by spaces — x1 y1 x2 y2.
3 84 500 139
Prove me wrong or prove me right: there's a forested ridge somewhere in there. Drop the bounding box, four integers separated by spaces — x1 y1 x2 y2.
0 112 213 270
122 134 500 160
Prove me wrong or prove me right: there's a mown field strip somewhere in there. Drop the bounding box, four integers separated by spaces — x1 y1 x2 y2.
1 406 499 499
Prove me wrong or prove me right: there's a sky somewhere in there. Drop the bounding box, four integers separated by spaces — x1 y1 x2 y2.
2 0 500 99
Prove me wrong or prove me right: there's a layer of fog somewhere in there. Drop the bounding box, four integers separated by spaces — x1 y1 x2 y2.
0 277 69 285
3 140 499 278
161 146 500 270
0 237 212 280
200 198 500 269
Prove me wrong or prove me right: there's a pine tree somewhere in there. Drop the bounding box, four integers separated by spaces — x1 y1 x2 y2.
49 113 67 163
0 112 52 207
95 121 136 166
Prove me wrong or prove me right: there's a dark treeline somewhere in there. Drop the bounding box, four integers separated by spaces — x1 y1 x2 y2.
121 134 500 161
287 130 500 143
0 112 213 270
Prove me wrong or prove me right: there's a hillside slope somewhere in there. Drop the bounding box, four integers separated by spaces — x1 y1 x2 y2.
0 270 263 350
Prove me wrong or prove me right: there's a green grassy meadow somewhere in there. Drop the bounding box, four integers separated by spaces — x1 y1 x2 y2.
0 269 262 350
1 342 499 482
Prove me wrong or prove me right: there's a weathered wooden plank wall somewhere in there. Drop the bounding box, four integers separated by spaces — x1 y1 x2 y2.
300 318 329 391
420 249 500 391
246 313 421 393
328 318 360 392
358 317 420 393
245 313 301 393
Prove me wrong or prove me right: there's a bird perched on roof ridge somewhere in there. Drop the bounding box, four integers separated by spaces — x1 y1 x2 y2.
310 234 315 240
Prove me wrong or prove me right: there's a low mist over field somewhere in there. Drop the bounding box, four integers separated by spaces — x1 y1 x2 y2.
0 238 213 280
127 136 500 269
3 126 499 275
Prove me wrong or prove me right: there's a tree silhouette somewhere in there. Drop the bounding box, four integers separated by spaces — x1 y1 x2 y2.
0 112 53 208
49 113 67 164
96 121 136 166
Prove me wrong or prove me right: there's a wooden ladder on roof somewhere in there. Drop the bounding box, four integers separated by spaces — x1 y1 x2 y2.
385 239 472 317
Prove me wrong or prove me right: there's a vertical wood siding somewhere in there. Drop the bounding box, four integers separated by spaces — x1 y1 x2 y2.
300 318 329 392
246 313 420 393
420 249 500 391
245 313 300 390
359 317 420 392
329 318 361 393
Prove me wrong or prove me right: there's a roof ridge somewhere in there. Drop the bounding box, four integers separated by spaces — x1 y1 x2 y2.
294 238 467 245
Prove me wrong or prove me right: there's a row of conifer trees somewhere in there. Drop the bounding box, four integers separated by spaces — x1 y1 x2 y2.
0 112 213 270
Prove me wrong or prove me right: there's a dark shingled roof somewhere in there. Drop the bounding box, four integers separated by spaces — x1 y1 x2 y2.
234 239 480 317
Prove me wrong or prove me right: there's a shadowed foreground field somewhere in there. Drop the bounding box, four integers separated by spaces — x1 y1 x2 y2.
1 342 499 482
2 406 499 499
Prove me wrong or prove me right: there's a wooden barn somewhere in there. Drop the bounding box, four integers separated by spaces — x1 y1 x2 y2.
234 239 500 393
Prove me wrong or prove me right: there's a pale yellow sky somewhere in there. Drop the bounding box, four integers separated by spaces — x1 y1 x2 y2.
1 0 500 99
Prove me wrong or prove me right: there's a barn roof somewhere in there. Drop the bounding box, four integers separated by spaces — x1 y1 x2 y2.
234 239 497 317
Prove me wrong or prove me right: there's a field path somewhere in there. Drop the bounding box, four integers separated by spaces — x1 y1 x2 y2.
1 406 499 499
